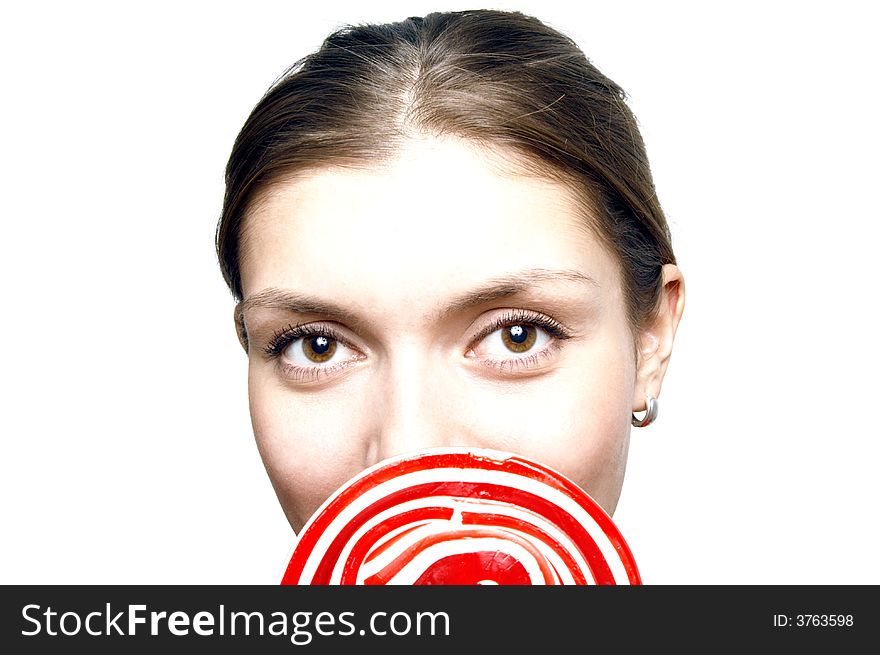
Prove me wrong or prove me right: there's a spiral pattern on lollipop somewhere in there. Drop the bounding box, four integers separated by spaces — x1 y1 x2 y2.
281 449 640 585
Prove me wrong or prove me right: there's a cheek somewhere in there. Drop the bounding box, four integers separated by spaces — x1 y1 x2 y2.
247 368 371 532
467 385 632 513
462 343 636 514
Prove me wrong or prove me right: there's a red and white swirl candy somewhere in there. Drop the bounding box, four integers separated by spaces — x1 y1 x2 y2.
281 449 640 585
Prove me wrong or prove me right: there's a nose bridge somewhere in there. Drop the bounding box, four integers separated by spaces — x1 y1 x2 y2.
370 346 449 464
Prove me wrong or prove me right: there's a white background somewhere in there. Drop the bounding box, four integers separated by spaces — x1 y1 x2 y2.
2 0 878 584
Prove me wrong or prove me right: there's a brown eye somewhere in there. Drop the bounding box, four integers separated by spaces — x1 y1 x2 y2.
302 335 337 362
501 324 537 353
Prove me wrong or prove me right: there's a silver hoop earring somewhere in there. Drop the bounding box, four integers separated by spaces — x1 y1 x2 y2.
632 395 658 428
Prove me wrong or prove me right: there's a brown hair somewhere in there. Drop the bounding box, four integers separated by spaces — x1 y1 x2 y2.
216 9 675 331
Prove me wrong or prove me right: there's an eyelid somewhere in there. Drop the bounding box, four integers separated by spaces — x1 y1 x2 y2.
465 309 573 377
263 322 366 385
469 309 573 347
263 322 355 359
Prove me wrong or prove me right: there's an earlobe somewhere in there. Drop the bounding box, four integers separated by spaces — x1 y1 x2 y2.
234 303 249 354
632 264 686 412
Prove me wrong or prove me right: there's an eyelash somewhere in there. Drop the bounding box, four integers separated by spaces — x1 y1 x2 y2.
264 323 356 382
470 309 572 345
469 309 572 372
262 309 572 380
264 323 341 358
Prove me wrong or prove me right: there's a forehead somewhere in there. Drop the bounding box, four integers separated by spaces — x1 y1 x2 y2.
239 137 620 310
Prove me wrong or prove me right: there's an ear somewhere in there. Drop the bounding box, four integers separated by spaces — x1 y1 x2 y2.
234 302 249 354
632 264 685 412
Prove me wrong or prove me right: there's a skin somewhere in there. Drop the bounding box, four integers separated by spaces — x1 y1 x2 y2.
236 136 685 533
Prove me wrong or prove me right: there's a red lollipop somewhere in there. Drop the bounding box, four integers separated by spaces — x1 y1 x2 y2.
281 448 640 585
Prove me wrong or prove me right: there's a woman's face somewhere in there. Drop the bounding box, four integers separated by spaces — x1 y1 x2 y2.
238 137 647 533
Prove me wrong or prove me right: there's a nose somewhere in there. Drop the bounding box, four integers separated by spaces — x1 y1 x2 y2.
367 349 459 466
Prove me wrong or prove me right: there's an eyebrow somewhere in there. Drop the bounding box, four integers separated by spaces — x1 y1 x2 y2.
434 268 598 319
239 288 362 326
240 268 598 324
